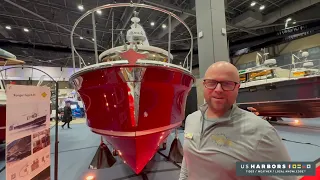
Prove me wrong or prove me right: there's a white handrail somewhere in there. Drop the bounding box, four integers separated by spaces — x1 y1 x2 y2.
37 75 46 86
0 79 4 90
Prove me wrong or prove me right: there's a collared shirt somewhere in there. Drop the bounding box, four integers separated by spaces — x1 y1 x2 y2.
179 104 297 180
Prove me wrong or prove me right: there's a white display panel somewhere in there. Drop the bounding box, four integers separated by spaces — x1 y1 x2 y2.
5 85 51 180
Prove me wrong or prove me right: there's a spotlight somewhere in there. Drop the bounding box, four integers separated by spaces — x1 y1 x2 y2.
250 1 256 6
5 26 11 30
259 5 265 10
97 10 102 14
80 36 84 39
293 21 296 24
23 28 29 32
92 38 95 41
78 4 84 11
85 175 95 180
162 24 167 29
150 22 155 26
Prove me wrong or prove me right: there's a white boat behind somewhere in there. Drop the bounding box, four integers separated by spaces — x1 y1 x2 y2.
237 50 320 118
239 50 320 89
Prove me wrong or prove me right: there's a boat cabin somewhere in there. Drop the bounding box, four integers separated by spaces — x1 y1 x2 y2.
99 46 172 63
238 58 319 88
239 67 276 84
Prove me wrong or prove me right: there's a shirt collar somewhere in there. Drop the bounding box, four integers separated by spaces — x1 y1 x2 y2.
198 103 239 122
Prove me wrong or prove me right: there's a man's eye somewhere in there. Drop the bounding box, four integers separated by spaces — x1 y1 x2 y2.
223 83 233 86
207 82 217 85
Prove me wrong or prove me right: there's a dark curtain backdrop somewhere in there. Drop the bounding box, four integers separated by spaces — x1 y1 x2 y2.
182 86 198 128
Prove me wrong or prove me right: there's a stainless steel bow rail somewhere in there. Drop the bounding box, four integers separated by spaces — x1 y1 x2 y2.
70 3 194 73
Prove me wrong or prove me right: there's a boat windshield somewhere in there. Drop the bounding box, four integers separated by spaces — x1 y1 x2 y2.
101 50 169 63
250 69 274 81
240 74 246 83
240 69 276 83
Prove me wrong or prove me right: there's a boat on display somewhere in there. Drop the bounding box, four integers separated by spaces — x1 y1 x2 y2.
290 50 320 77
69 3 194 174
0 49 25 143
57 90 85 118
237 49 320 118
9 113 47 131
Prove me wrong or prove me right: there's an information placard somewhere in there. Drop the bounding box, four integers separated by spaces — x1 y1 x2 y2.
6 85 51 180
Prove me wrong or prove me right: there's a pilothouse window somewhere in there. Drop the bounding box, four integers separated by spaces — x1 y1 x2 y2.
248 69 274 81
240 74 246 83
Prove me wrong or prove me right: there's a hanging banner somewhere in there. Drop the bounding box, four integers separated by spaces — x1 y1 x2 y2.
5 85 51 180
229 21 320 57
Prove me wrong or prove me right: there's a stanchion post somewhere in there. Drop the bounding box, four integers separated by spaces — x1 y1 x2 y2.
92 12 99 64
54 81 59 180
168 14 171 63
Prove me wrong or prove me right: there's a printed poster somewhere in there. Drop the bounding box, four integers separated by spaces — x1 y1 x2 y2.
6 85 51 180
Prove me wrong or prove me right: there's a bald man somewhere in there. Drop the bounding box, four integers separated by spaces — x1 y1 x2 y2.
179 62 295 180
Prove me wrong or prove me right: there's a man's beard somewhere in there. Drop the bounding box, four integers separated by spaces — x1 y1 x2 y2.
206 98 230 113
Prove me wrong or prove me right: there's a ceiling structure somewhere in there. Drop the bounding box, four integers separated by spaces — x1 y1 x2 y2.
0 0 319 69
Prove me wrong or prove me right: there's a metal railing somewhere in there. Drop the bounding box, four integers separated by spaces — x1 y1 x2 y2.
70 3 194 73
240 58 320 86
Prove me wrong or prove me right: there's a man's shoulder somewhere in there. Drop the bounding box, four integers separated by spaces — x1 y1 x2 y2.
235 109 292 162
184 110 202 126
186 110 202 121
187 110 202 118
234 107 275 133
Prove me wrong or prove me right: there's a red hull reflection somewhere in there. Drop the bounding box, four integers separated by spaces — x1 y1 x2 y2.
72 65 194 173
0 105 5 142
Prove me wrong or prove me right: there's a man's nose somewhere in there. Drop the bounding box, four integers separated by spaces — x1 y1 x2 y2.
214 83 224 92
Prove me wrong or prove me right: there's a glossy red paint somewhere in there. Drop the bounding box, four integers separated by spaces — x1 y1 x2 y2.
107 130 171 173
0 105 5 142
300 165 320 180
72 64 194 174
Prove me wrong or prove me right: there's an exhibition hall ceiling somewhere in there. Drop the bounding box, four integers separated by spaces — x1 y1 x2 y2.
0 0 319 68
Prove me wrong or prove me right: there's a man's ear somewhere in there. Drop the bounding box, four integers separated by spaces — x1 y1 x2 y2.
236 83 241 89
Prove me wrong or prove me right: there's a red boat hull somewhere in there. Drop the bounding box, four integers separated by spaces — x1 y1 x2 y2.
0 105 5 143
71 64 194 173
